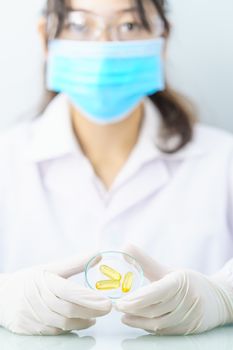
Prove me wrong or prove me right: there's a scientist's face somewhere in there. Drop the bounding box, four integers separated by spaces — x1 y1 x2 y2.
38 0 164 46
59 0 161 41
38 0 168 125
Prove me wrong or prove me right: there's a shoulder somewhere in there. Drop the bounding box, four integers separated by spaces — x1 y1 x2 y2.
0 120 33 162
164 122 233 170
195 123 233 143
193 122 233 155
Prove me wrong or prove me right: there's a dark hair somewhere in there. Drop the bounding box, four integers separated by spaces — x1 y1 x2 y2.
43 0 196 153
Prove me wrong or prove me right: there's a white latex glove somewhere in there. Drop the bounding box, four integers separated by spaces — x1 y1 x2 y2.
0 253 112 335
115 244 233 335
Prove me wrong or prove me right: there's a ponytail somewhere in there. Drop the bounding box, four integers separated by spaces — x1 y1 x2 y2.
150 88 196 153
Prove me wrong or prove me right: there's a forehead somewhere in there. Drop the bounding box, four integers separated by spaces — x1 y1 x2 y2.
70 0 133 12
69 0 156 15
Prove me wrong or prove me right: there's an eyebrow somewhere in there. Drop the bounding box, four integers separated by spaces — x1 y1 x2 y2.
65 7 138 14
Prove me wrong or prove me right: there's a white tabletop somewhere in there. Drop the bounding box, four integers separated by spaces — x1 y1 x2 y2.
1 310 233 350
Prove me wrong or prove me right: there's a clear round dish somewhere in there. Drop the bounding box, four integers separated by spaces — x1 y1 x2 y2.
84 250 144 300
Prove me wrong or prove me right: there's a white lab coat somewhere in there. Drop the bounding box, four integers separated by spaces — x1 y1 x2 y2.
0 93 233 278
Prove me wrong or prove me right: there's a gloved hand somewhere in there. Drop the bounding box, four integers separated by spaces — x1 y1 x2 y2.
0 253 112 335
115 244 233 335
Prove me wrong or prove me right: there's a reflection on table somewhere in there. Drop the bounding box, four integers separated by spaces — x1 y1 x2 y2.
1 309 233 350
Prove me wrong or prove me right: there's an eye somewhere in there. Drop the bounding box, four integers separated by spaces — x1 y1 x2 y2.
65 12 89 34
120 22 142 32
67 22 87 33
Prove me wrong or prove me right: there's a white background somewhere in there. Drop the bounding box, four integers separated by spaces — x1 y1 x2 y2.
0 0 232 131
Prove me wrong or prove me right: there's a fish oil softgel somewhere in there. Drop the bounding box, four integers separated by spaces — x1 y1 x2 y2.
96 264 134 293
100 265 122 281
96 279 121 290
122 272 133 293
85 251 143 300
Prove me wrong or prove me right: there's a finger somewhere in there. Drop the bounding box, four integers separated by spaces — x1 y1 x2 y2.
44 251 101 278
39 319 96 333
121 314 158 333
121 243 171 281
121 296 201 335
25 272 96 331
149 315 202 336
44 271 112 313
11 320 67 336
115 272 180 311
38 326 70 335
125 299 193 329
120 284 185 318
40 272 111 319
38 326 69 336
155 296 201 331
122 299 174 319
153 324 189 336
8 310 67 336
64 318 96 331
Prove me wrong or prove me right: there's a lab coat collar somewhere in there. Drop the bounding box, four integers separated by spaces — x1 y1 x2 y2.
27 93 82 162
27 93 204 164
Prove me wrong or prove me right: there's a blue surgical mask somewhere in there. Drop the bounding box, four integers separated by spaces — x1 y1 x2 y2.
47 38 165 124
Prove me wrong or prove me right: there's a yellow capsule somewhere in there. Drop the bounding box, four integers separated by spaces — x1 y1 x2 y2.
122 272 133 293
100 265 122 281
96 280 121 290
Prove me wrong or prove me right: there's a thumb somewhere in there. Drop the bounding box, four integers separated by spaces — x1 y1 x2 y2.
121 243 172 281
42 250 100 279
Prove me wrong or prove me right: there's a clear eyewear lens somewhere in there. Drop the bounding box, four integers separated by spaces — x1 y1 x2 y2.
62 11 164 41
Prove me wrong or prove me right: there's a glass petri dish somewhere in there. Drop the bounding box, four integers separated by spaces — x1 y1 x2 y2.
84 250 144 300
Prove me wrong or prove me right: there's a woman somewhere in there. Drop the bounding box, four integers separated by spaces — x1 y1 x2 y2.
0 0 233 336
